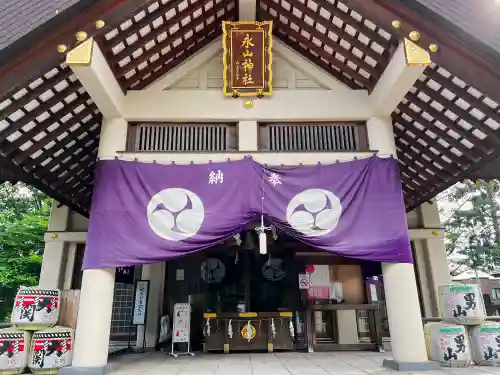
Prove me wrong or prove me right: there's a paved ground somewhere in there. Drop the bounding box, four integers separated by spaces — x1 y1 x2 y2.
105 351 500 375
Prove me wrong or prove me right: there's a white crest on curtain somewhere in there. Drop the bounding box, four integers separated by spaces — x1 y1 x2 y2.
286 188 342 237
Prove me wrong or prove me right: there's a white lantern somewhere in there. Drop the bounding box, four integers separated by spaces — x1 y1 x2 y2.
259 231 267 255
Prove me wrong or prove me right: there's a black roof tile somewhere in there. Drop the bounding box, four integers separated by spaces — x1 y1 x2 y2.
0 0 80 51
415 0 500 54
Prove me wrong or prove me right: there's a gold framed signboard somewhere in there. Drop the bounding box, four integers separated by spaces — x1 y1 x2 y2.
222 21 273 97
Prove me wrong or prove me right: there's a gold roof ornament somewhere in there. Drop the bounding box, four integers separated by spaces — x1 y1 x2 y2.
409 30 421 42
403 38 431 67
57 44 67 53
243 100 254 109
95 20 105 29
429 44 439 53
391 20 401 29
76 31 88 42
66 38 94 67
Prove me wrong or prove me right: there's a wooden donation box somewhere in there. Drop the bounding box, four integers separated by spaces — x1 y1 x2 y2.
203 312 295 353
222 21 273 98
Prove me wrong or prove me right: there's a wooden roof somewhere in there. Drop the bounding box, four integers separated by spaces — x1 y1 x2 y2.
1 0 500 216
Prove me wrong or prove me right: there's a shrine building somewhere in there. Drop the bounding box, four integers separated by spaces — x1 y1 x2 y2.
1 0 500 374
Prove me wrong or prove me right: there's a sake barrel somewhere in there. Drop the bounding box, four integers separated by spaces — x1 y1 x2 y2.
470 322 500 366
438 284 486 325
424 322 470 367
29 327 74 374
0 328 31 375
11 288 60 330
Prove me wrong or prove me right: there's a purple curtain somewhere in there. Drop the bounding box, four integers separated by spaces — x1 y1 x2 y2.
83 156 412 269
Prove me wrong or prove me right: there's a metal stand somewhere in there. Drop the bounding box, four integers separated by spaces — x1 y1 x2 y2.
169 341 195 358
169 303 195 358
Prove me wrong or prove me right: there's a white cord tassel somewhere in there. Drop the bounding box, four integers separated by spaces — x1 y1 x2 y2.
289 319 295 338
61 339 68 359
228 319 233 339
271 225 278 240
233 233 242 246
13 339 19 357
246 321 252 342
271 319 276 339
205 318 211 337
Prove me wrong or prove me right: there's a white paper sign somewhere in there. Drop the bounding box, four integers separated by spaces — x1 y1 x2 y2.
298 273 310 289
176 269 185 281
173 303 191 343
132 280 149 325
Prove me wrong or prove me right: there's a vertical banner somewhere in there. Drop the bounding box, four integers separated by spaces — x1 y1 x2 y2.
132 280 149 325
222 21 273 97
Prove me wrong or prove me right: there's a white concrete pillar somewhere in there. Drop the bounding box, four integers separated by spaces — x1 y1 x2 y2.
60 268 115 374
136 262 165 348
382 263 429 365
366 116 397 156
62 243 78 290
412 239 434 317
39 242 66 288
237 120 258 151
98 117 128 158
39 201 69 288
367 116 437 370
419 201 451 316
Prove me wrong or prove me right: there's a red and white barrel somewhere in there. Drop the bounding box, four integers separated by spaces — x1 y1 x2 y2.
29 327 74 374
0 328 31 375
11 288 60 330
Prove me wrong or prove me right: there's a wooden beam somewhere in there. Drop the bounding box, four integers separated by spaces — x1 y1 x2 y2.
407 146 500 212
400 95 481 161
115 0 232 79
0 154 88 217
130 20 232 89
101 0 186 54
261 0 374 88
12 106 100 165
392 110 468 167
370 40 427 115
20 117 101 172
2 94 93 155
34 129 100 179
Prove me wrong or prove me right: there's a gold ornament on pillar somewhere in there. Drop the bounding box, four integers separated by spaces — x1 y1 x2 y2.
51 233 58 239
66 38 94 67
57 44 67 53
95 20 105 29
432 231 439 237
391 20 401 29
429 44 439 53
403 38 431 67
243 100 254 109
76 31 88 42
409 31 421 42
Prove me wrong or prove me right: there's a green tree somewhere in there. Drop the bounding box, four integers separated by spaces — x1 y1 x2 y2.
442 180 500 277
0 183 51 321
